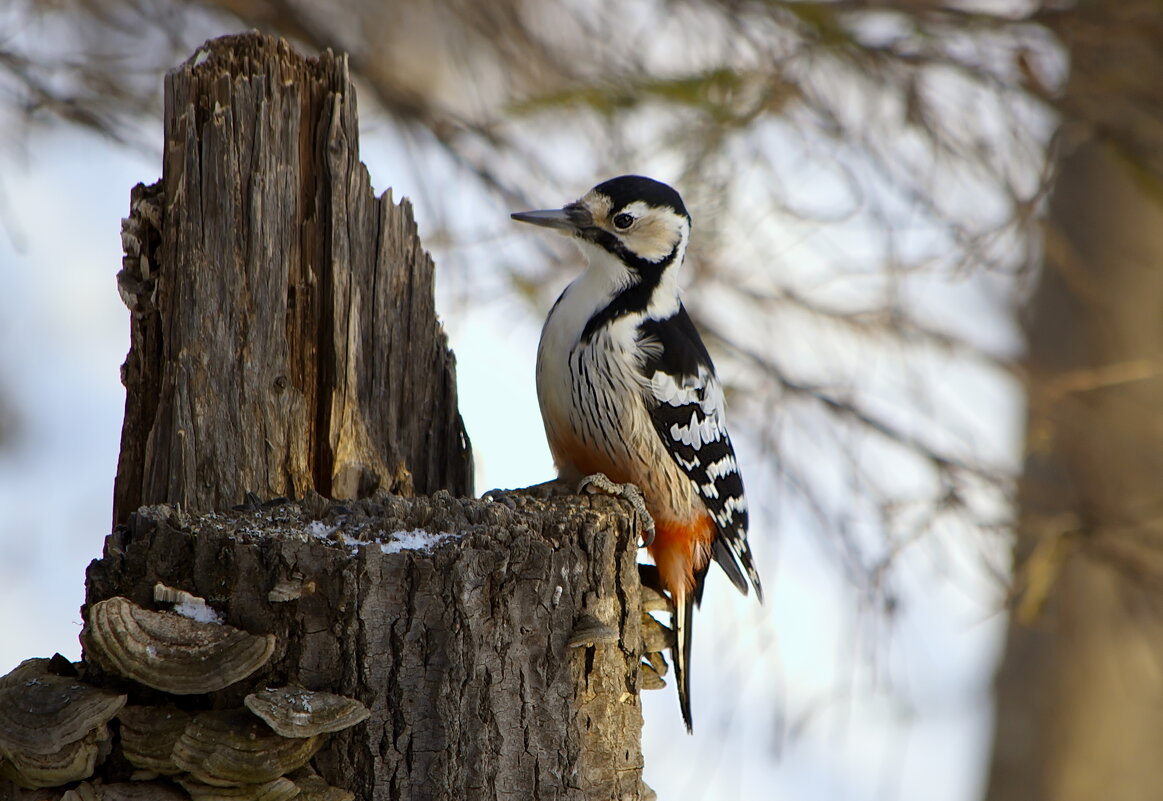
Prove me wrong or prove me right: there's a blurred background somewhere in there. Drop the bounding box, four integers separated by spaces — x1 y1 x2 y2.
2 1 1162 800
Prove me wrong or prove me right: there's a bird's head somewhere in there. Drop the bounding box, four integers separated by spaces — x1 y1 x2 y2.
512 176 691 274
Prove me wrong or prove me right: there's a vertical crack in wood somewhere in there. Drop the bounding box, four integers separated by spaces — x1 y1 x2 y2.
111 33 472 523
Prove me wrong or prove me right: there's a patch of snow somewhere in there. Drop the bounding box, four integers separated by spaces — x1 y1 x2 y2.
306 520 338 539
173 600 224 625
379 530 456 555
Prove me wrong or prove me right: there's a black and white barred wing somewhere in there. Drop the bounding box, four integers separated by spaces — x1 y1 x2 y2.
639 309 763 600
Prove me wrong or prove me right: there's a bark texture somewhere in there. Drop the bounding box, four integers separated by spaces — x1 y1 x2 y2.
986 6 1163 798
113 32 472 526
78 493 648 801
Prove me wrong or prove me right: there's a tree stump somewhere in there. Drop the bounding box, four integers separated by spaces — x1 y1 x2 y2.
79 492 649 801
113 32 472 527
0 31 656 801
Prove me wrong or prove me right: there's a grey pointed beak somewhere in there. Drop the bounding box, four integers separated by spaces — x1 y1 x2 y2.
510 208 577 231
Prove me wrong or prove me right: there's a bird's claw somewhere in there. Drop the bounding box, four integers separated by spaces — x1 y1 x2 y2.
577 473 656 547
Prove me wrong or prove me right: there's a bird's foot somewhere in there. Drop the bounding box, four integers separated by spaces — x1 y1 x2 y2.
577 473 656 547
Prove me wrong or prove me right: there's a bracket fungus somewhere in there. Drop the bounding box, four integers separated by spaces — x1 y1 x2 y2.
153 583 223 624
0 727 106 790
0 672 125 789
178 776 300 801
291 773 356 801
172 709 322 787
0 658 57 690
567 614 619 648
83 596 275 694
61 780 189 801
0 675 124 755
117 705 191 778
243 688 370 739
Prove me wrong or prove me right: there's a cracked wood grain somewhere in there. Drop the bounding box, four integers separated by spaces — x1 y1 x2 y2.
113 32 471 526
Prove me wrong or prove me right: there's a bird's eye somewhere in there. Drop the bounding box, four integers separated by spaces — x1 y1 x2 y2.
613 212 635 230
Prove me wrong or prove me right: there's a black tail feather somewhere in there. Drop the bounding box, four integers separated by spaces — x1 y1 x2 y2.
675 591 696 733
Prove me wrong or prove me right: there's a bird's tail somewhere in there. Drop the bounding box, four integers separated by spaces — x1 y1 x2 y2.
674 590 696 733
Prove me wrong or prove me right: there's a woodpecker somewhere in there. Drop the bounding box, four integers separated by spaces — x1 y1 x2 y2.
512 175 762 732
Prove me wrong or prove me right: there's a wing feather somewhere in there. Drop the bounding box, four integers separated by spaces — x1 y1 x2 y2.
637 306 762 601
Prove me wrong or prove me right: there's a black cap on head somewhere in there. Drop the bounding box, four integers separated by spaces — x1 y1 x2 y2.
592 175 689 220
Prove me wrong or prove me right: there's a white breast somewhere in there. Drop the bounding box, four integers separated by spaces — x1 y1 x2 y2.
536 270 643 473
535 270 698 519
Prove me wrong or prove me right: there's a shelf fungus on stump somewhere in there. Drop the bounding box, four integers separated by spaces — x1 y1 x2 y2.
243 687 370 740
291 772 356 801
0 658 59 690
178 775 301 801
0 662 126 789
117 704 192 778
637 581 674 691
0 726 107 790
82 596 275 694
61 779 190 800
566 614 619 649
172 709 322 787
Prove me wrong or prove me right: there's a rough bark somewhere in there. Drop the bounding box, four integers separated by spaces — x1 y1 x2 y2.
79 493 648 801
986 7 1163 798
113 32 472 526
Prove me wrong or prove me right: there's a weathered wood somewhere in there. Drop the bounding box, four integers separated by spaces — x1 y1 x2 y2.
82 493 650 801
113 33 472 526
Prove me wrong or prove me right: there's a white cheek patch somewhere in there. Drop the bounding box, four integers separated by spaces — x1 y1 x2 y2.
627 207 688 263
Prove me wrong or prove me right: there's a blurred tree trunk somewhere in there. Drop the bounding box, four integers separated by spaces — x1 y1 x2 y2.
986 6 1163 799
